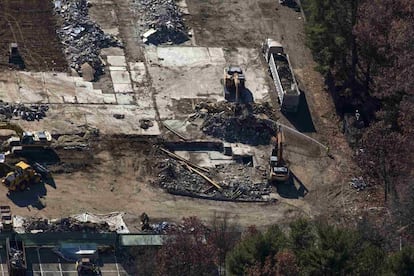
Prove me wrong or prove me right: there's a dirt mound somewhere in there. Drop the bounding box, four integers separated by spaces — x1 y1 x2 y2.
197 102 279 145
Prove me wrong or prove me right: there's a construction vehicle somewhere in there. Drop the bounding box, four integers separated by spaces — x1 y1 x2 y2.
6 237 27 276
262 38 300 112
2 161 41 192
0 122 52 151
76 258 102 275
223 66 246 102
8 43 25 69
269 126 290 182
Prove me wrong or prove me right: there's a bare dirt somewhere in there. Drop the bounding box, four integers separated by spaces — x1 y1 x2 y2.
0 0 67 71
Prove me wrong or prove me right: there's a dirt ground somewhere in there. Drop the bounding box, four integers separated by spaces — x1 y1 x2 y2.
0 0 363 229
0 0 67 71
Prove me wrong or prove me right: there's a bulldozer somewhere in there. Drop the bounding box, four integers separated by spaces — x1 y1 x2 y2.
2 161 41 192
269 126 290 182
223 66 245 102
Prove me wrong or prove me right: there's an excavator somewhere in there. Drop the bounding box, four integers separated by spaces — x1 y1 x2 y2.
0 122 52 152
269 126 290 182
223 66 245 102
2 161 41 192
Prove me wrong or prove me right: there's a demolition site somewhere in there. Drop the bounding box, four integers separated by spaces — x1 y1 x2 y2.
0 0 361 274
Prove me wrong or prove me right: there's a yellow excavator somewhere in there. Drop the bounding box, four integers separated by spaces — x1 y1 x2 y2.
223 66 245 102
269 126 290 182
0 122 52 152
2 161 41 192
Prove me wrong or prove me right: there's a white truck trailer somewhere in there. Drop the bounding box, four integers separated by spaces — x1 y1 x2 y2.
262 38 300 113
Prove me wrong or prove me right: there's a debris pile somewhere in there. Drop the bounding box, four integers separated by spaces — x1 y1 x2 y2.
0 102 48 121
156 159 272 202
132 0 188 45
54 0 122 78
349 177 367 191
196 102 279 145
9 248 25 269
24 217 111 233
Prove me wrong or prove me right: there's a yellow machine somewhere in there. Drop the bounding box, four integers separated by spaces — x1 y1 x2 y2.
223 66 245 102
269 126 290 182
2 161 41 192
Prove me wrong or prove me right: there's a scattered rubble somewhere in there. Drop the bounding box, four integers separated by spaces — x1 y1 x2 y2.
8 247 25 269
24 217 111 233
139 119 154 129
0 102 49 121
132 0 189 45
196 102 279 145
155 158 273 202
54 0 122 79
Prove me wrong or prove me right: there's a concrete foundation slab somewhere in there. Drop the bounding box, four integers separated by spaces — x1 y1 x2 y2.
113 83 133 93
146 46 271 119
0 71 159 136
107 55 127 67
110 70 131 84
116 93 136 105
146 46 225 67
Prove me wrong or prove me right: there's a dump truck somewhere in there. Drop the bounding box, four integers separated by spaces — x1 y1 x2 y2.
6 237 27 276
223 66 246 102
269 126 290 182
262 38 300 112
2 161 41 192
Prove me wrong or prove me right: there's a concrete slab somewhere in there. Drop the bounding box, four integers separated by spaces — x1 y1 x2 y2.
109 66 127 71
101 47 125 57
103 94 117 104
146 46 225 67
147 47 271 119
103 27 120 36
107 55 127 67
113 83 133 93
116 93 136 105
110 70 131 84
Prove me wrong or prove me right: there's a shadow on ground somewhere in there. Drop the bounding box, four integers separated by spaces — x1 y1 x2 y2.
283 90 316 133
16 148 60 165
225 88 254 104
7 181 47 209
275 171 308 199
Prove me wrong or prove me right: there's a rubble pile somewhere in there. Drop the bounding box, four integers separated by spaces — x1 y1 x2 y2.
156 159 272 202
197 102 278 146
24 217 111 233
0 102 49 121
54 0 122 78
9 248 25 269
132 0 188 45
349 177 367 191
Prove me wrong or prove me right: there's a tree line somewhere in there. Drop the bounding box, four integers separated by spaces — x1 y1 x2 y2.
303 0 414 212
153 216 414 275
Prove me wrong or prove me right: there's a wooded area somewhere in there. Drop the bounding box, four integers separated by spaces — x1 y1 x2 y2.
153 216 414 275
304 0 414 227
